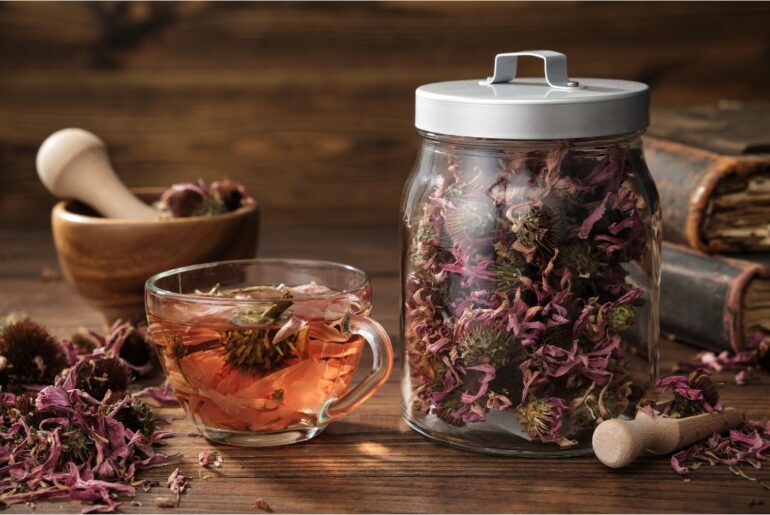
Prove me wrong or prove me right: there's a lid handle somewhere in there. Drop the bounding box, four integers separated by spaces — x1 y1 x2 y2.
482 51 582 89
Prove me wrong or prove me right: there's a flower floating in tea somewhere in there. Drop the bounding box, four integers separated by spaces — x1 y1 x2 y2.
148 281 367 433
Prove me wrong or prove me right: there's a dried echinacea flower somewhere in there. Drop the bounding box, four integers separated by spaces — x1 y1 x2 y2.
75 357 131 401
13 391 43 427
223 327 300 375
647 371 722 418
561 240 601 279
211 178 248 212
222 300 300 374
0 320 68 391
161 183 207 217
492 261 525 291
518 397 571 445
435 394 467 428
58 427 94 467
159 178 251 218
112 398 157 436
457 319 515 368
0 317 177 513
507 204 559 258
444 196 496 248
119 329 154 371
607 305 636 335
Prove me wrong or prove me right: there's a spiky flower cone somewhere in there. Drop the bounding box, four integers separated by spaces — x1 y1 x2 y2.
0 320 67 391
517 397 566 443
444 197 496 248
75 358 131 401
607 305 636 334
113 399 157 436
58 428 94 467
508 204 561 260
457 319 514 368
223 327 300 375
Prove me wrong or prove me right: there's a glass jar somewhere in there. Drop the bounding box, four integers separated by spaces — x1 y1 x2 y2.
400 51 661 456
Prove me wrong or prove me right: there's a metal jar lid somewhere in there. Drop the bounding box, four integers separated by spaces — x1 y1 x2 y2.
415 50 649 140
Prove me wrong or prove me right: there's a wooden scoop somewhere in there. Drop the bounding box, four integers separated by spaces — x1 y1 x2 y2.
592 407 744 468
36 128 157 219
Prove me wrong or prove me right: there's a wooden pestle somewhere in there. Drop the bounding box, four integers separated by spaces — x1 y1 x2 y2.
592 407 744 468
36 128 157 219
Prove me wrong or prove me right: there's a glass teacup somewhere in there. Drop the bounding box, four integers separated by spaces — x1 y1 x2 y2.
145 259 393 447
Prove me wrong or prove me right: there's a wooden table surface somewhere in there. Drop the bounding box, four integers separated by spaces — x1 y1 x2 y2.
2 223 770 513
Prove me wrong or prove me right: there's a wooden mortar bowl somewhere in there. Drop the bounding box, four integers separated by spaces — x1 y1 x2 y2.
52 187 259 323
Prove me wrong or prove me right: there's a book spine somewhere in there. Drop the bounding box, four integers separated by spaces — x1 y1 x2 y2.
643 136 759 254
660 243 767 352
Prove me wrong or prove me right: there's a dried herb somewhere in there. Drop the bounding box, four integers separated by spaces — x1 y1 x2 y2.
641 372 770 489
166 468 187 506
197 450 222 468
159 178 251 218
404 143 650 444
255 498 274 512
0 319 69 391
112 398 157 436
222 300 299 374
0 318 177 512
74 357 131 401
675 331 770 385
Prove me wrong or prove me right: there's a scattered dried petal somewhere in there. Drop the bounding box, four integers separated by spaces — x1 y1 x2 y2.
255 498 274 512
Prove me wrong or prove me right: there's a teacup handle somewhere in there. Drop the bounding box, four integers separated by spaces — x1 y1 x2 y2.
320 314 394 422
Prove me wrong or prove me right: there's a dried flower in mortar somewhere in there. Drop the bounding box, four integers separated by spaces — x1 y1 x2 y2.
0 319 68 392
158 178 251 218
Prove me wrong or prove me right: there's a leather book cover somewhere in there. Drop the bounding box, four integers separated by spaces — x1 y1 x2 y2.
661 241 770 352
646 104 770 253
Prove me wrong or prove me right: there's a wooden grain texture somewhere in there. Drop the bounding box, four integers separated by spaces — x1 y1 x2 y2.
2 223 770 513
2 2 770 230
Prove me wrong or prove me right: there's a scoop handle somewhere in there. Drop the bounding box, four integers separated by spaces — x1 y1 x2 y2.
36 128 157 219
592 407 744 468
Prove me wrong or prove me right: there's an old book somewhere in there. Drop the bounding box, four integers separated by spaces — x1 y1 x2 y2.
645 104 770 253
660 242 770 352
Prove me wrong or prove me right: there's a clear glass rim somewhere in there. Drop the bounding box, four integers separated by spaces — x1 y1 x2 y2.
417 128 645 149
145 258 371 304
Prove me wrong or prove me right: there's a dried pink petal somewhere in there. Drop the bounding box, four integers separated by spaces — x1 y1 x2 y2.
198 450 222 468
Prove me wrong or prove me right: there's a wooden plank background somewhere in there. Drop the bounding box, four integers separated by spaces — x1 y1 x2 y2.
1 1 770 230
